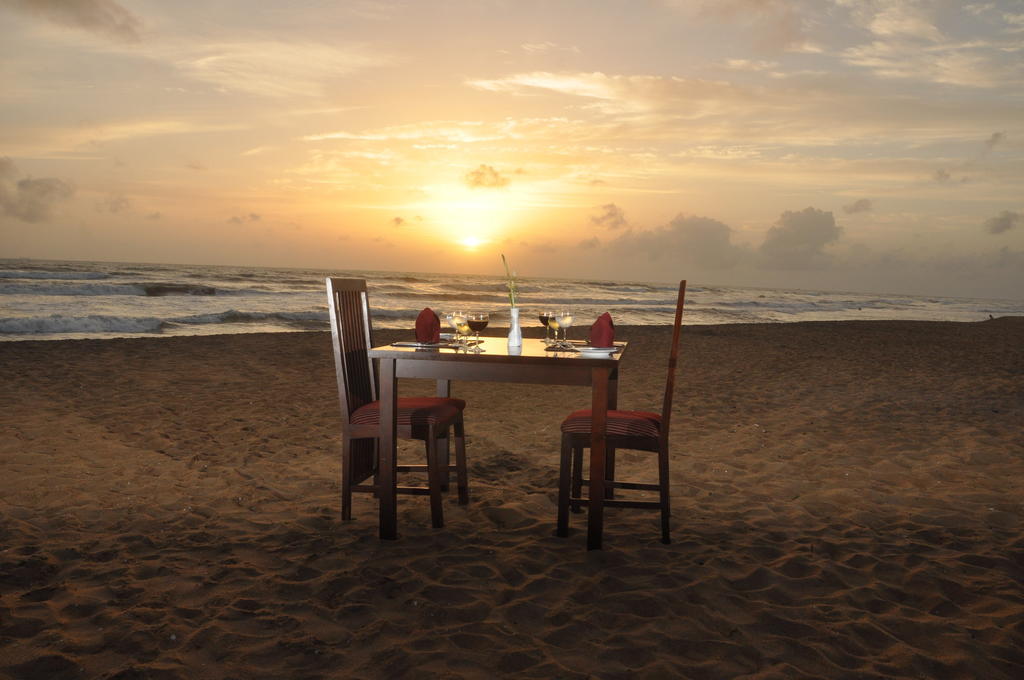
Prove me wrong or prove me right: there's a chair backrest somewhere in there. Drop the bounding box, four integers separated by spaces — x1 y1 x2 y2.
326 278 377 421
658 280 687 446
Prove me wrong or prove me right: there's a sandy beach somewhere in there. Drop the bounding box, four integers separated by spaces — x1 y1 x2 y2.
1 319 1022 679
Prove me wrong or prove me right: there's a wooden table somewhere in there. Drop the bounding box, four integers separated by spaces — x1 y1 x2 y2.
367 336 627 550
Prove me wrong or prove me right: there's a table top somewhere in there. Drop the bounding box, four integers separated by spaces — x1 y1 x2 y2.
368 337 627 366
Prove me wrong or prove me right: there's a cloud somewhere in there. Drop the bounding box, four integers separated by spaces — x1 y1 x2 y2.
937 166 966 183
2 0 142 42
392 216 405 227
834 2 1023 88
307 120 504 143
581 203 1022 298
983 210 1022 234
984 131 1005 152
838 1 1017 90
468 71 740 111
521 41 580 54
611 214 745 268
865 2 943 41
469 72 621 100
843 198 873 214
724 58 779 72
466 70 761 118
464 164 509 189
759 207 842 268
590 203 628 229
228 213 261 224
695 0 813 52
0 157 75 223
176 42 385 98
837 0 941 41
97 193 130 214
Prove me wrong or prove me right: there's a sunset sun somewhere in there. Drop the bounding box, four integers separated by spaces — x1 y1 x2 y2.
417 179 524 248
458 236 487 249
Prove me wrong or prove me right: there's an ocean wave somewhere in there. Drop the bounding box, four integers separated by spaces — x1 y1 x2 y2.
0 309 331 336
706 297 916 313
0 282 145 296
383 290 679 307
143 283 217 296
396 291 510 303
170 309 329 329
0 281 289 297
0 314 167 334
5 259 1021 341
439 281 507 293
0 269 109 281
369 308 421 319
206 273 318 286
570 279 672 293
520 296 678 308
696 307 772 322
373 283 420 294
371 272 433 284
109 266 162 274
0 304 749 336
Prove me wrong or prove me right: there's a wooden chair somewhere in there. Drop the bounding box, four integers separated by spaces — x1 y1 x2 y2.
557 280 686 544
326 278 468 528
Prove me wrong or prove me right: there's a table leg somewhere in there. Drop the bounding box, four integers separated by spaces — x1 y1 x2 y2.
378 358 398 540
436 379 452 490
587 366 610 550
435 378 451 398
606 372 618 499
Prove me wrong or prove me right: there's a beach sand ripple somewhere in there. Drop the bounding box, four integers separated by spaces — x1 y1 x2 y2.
1 320 1022 678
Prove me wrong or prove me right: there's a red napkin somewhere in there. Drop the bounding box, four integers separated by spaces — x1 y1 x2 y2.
415 308 441 343
589 312 615 347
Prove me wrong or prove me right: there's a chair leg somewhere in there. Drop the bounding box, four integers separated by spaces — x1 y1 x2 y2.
658 445 671 544
371 439 381 500
570 444 584 513
425 430 445 529
438 432 451 492
341 437 353 521
453 416 469 505
557 433 573 537
606 447 616 500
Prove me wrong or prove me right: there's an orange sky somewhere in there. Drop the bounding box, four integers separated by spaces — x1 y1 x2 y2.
1 0 1022 298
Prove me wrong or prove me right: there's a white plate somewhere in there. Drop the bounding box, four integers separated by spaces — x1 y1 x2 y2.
577 346 618 357
391 341 449 348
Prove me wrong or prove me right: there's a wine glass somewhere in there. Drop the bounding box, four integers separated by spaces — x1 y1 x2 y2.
539 310 556 346
456 316 472 350
467 312 488 352
547 314 561 349
556 309 575 348
446 310 468 346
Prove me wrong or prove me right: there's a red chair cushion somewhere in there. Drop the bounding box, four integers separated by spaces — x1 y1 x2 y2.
350 397 465 427
561 409 662 439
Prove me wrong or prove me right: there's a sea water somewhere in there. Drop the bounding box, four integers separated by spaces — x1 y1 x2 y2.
1 258 1021 341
